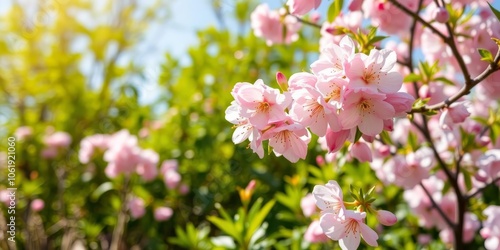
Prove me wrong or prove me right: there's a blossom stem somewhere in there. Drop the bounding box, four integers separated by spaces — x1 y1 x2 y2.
419 182 455 228
291 15 322 29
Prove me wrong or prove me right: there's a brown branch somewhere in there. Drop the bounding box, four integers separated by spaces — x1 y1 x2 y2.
419 182 455 228
409 48 500 114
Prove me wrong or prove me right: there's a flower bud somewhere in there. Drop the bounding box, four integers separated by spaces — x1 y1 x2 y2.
31 199 45 212
154 206 173 221
376 209 397 226
276 71 289 91
434 8 450 23
350 142 373 163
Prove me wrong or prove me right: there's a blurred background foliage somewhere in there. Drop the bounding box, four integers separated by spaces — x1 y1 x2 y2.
0 0 486 249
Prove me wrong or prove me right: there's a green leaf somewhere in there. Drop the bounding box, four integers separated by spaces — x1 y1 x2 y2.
370 35 388 44
488 3 500 22
327 0 344 23
404 73 422 83
462 169 473 192
478 48 494 62
207 216 241 242
433 76 455 86
91 182 114 201
245 199 275 243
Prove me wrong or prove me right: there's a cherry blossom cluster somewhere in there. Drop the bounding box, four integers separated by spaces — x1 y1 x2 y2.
304 180 397 249
79 130 188 193
226 35 414 162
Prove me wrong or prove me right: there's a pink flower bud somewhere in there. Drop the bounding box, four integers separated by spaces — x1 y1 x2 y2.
351 142 373 163
304 220 329 243
276 71 288 91
245 179 257 193
179 183 190 195
376 210 397 226
434 7 450 23
447 102 470 123
310 12 321 23
154 206 173 221
31 199 45 212
316 155 325 166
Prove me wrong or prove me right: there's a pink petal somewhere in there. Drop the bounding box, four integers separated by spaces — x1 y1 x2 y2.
358 114 384 136
339 229 361 250
359 222 379 247
319 213 345 240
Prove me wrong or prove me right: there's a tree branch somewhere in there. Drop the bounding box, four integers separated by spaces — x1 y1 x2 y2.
466 176 500 200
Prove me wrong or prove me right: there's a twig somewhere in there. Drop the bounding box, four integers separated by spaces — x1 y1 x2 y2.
466 176 500 200
419 182 455 228
291 15 322 29
409 49 500 114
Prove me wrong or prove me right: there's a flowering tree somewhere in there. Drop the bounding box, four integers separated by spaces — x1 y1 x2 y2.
227 0 500 249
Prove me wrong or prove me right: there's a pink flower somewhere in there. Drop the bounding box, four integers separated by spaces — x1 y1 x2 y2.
320 210 379 249
434 7 450 23
312 36 355 80
128 197 146 219
301 193 317 217
304 220 329 243
263 120 311 163
476 150 500 184
154 206 173 221
234 80 291 129
103 130 141 178
44 131 72 148
31 199 45 212
325 128 353 153
376 210 397 226
349 0 363 11
251 4 301 46
14 126 33 140
286 0 321 15
345 49 402 94
79 134 110 164
289 87 341 137
339 89 395 136
362 0 416 34
160 159 178 173
439 102 471 130
288 72 318 91
312 180 345 215
319 12 363 51
136 149 159 181
481 206 500 250
350 141 373 162
384 92 415 117
164 170 182 189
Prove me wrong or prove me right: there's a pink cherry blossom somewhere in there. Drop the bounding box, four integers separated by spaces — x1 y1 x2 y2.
31 199 45 212
234 79 291 129
79 134 110 164
289 87 341 137
345 49 402 94
136 149 159 181
434 7 450 23
251 4 301 46
325 128 353 153
286 0 321 15
288 72 318 91
320 210 379 250
301 193 317 217
103 130 141 178
439 102 471 130
384 92 415 117
319 12 363 50
154 206 173 221
304 220 329 243
312 36 355 80
312 180 345 215
164 170 181 189
44 131 72 148
481 206 500 250
263 119 310 163
350 141 373 162
362 0 416 34
128 197 146 219
14 126 33 140
339 89 395 136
